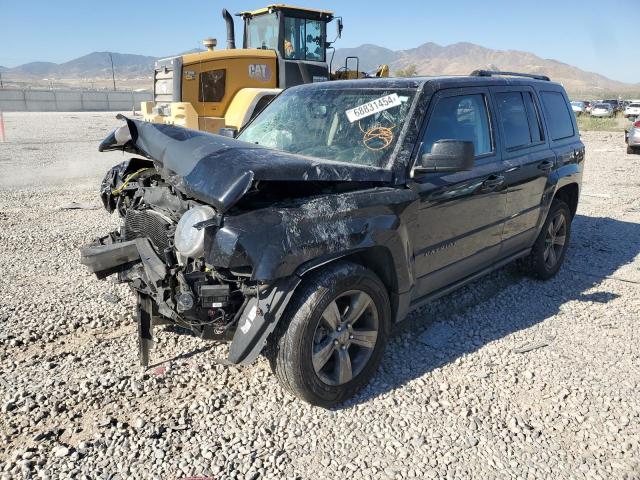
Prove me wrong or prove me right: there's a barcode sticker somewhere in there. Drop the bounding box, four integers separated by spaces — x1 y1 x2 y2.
345 94 402 123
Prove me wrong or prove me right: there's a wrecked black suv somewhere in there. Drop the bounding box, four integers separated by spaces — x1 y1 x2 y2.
82 71 584 407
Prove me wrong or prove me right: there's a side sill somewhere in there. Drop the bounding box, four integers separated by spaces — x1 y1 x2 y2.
406 248 531 315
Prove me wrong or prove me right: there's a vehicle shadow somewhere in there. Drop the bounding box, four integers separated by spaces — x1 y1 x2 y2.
344 214 640 408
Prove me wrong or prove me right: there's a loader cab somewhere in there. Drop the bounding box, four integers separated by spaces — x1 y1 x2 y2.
240 4 334 88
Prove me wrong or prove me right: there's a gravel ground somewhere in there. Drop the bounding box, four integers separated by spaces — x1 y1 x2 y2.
0 113 639 480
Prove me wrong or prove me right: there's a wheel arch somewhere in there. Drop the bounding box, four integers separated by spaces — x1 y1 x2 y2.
294 246 401 320
553 182 579 218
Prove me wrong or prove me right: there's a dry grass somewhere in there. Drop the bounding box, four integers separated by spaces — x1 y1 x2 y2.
576 113 632 132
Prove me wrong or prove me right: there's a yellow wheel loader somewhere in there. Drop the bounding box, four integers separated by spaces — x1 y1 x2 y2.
141 4 388 134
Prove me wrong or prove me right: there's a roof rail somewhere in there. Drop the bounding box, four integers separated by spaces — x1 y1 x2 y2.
470 70 550 81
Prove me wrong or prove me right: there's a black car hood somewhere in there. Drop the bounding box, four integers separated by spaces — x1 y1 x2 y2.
99 116 392 213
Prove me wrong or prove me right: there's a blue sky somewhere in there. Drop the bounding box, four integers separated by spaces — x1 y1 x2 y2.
0 0 638 83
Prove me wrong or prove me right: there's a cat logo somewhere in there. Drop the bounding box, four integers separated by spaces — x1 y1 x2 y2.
248 64 272 82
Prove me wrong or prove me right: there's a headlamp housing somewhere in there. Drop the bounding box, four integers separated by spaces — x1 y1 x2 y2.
174 205 216 258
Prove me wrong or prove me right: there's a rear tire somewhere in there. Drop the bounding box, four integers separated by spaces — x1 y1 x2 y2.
520 199 572 280
267 262 391 407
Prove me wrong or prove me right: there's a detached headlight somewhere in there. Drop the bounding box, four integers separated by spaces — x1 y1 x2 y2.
174 205 216 258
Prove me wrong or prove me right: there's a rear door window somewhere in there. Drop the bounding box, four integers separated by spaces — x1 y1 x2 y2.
495 92 531 149
540 91 575 141
421 93 492 157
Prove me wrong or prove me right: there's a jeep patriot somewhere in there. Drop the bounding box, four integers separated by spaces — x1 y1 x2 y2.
82 70 584 406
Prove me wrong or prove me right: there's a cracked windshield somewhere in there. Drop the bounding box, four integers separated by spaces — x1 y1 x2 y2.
238 88 417 167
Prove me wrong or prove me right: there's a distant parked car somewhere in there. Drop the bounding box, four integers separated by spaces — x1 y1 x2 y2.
603 99 620 112
571 101 586 115
624 102 640 119
625 119 640 154
591 103 614 118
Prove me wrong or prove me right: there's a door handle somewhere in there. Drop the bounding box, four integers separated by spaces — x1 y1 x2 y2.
538 160 555 172
481 175 505 191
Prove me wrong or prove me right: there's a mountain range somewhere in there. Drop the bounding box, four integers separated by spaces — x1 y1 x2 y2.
1 43 637 95
4 52 156 78
331 42 638 94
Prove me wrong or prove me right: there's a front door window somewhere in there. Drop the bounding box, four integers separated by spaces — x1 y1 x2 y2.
421 94 493 157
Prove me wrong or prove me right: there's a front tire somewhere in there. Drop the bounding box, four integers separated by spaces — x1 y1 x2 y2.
627 145 638 155
267 262 391 407
520 199 572 280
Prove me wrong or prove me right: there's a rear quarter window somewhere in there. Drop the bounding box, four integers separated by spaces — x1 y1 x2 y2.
540 91 575 141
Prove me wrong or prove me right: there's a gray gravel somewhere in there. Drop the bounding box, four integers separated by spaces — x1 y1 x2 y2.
1 113 639 479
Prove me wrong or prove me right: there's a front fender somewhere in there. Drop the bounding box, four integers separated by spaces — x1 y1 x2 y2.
221 187 419 365
205 187 418 294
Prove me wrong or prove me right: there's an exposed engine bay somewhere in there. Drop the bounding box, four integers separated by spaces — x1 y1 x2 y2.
98 158 248 338
83 153 303 367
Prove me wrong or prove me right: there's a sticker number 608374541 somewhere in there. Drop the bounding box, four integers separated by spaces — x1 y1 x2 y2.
345 93 402 123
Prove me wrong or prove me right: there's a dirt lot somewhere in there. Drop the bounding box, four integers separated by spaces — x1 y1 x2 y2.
0 112 639 480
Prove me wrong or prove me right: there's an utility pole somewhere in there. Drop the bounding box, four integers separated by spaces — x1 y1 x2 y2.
0 71 3 88
108 52 116 91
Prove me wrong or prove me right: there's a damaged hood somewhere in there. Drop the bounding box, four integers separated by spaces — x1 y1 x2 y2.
99 116 392 213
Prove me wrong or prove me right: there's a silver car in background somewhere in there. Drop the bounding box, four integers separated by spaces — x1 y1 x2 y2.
571 101 586 115
591 103 614 118
626 119 640 154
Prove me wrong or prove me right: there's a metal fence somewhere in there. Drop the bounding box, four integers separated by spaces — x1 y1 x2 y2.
0 88 153 112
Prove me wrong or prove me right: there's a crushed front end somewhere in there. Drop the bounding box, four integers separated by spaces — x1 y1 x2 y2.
81 121 299 367
81 115 392 369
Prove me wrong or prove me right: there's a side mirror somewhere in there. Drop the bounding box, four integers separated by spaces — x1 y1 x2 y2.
218 127 237 138
336 18 343 39
415 140 475 174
